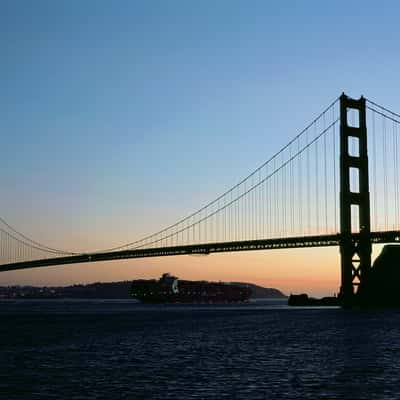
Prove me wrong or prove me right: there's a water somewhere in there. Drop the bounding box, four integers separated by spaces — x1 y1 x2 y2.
1 299 400 399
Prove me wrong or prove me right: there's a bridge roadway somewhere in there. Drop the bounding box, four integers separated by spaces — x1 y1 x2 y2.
1 231 400 272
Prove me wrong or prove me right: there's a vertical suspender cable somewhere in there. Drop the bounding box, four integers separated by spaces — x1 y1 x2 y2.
372 112 378 230
290 145 294 235
324 113 328 233
315 123 319 233
306 127 310 234
395 122 399 228
298 136 303 235
383 116 388 230
393 121 397 230
282 153 284 237
333 106 338 233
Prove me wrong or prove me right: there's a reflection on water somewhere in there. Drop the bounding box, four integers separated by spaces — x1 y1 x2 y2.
1 299 399 399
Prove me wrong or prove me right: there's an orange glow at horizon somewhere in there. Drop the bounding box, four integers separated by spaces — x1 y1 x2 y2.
0 247 348 298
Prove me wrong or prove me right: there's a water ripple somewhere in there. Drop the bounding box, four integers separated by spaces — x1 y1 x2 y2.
1 300 400 399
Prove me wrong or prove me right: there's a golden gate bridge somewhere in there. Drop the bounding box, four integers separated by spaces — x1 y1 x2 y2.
1 93 400 305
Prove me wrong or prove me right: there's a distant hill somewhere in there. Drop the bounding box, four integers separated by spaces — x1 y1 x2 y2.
0 280 286 299
232 282 286 299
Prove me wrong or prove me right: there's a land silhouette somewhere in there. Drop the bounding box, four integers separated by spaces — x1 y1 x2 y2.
0 279 286 300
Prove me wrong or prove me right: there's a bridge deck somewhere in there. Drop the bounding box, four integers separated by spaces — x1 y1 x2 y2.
1 231 399 272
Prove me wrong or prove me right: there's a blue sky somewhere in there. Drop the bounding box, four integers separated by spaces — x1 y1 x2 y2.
1 1 400 295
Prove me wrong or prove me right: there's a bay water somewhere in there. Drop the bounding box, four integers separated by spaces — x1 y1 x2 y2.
1 299 400 399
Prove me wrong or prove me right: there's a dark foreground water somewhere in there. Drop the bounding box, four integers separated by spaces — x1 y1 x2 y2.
1 299 400 400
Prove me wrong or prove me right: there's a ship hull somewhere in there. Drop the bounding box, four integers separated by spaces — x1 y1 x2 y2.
135 294 251 304
130 275 251 304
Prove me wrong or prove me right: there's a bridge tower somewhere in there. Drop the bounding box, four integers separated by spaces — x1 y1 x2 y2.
339 93 372 306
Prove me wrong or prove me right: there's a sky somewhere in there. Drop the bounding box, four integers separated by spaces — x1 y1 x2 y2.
1 0 400 296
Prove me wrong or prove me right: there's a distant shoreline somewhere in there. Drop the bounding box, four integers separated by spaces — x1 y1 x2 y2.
0 280 286 300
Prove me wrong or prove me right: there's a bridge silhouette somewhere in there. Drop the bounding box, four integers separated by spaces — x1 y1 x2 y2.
2 93 400 305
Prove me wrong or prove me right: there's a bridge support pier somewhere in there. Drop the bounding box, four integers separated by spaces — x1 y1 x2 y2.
339 93 372 306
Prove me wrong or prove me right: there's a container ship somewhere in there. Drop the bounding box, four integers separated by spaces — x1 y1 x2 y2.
130 273 251 303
